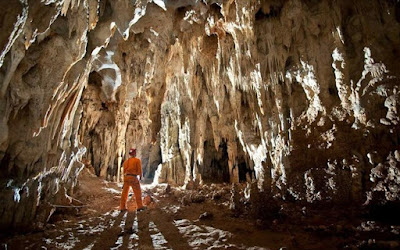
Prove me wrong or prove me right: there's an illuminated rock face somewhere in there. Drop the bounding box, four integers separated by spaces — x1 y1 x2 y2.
1 0 400 230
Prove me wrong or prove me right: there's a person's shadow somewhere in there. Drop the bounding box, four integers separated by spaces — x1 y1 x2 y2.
75 206 190 249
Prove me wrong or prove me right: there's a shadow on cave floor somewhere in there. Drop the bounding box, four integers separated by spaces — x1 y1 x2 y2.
1 168 400 249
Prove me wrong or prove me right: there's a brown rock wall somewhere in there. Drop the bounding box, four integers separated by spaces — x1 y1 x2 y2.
0 0 400 230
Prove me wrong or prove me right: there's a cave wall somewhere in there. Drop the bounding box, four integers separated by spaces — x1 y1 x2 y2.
1 0 400 231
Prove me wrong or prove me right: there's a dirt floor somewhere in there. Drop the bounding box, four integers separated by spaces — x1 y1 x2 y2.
1 168 400 249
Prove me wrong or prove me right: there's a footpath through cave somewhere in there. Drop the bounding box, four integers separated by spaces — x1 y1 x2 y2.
2 165 400 249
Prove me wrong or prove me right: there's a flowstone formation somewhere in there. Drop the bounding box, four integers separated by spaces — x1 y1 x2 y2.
1 0 400 231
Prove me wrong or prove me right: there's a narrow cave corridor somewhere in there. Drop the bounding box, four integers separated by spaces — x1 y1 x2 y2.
1 0 400 249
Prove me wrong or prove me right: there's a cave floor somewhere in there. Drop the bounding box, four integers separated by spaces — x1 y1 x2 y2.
1 169 399 249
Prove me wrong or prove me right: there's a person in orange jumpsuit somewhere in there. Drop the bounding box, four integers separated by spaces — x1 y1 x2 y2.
119 148 146 212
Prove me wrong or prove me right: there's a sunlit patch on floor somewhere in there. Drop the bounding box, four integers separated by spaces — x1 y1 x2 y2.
44 231 80 249
128 233 139 248
119 212 127 230
149 221 170 249
103 187 121 194
111 235 124 250
161 205 180 214
82 242 95 250
173 219 267 249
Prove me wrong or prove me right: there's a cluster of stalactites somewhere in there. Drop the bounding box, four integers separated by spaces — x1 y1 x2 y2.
0 1 399 226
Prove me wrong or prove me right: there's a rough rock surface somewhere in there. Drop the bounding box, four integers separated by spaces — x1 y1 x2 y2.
1 0 400 231
2 178 400 249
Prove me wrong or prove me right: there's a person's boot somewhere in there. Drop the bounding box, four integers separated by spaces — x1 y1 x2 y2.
137 206 147 212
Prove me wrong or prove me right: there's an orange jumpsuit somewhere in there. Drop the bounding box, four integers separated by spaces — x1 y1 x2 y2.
119 157 144 210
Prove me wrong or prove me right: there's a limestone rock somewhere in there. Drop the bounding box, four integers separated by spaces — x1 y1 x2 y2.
1 0 400 231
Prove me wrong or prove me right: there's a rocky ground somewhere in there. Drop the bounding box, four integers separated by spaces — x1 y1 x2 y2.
1 168 399 250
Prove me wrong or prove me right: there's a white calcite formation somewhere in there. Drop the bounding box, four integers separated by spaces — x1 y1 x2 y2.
1 0 400 231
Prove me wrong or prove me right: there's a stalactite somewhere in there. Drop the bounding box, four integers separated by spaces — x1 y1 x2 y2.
1 0 400 231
